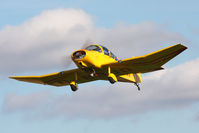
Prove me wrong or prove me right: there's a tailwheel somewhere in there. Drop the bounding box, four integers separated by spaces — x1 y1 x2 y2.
134 83 140 91
70 81 78 91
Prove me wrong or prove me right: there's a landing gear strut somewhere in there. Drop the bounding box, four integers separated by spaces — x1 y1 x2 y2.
107 66 117 84
134 83 140 91
69 72 78 92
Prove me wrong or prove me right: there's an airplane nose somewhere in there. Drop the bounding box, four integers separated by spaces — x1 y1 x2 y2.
72 50 86 60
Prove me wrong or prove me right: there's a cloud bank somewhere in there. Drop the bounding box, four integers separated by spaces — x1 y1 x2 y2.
0 8 187 75
3 58 199 119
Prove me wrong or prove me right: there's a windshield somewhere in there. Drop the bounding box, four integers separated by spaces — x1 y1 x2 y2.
110 51 119 61
100 45 119 61
101 46 110 56
85 45 102 53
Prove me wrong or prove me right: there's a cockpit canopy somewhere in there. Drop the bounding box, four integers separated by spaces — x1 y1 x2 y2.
85 45 119 61
85 45 102 53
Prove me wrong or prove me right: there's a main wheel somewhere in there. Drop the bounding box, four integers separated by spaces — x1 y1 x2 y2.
108 77 116 84
70 81 78 91
70 84 78 91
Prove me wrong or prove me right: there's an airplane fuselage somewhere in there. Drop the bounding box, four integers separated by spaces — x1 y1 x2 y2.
71 44 142 85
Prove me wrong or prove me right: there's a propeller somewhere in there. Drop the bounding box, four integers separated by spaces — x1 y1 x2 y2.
81 39 94 49
61 55 73 69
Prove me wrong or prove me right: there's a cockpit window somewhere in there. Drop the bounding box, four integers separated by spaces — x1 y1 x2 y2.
85 45 102 53
110 52 115 59
115 56 119 61
110 51 119 61
100 45 119 61
101 46 109 56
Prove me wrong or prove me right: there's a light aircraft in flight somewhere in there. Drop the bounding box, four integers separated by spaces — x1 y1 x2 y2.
10 44 187 91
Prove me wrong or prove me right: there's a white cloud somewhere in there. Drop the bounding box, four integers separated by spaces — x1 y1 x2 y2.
3 91 51 113
0 8 93 74
0 8 187 75
91 22 187 58
3 58 199 120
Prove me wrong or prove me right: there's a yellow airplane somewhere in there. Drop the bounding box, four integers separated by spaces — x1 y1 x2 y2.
10 44 187 91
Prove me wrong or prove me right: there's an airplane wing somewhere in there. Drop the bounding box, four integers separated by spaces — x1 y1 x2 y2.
102 44 187 75
9 69 101 87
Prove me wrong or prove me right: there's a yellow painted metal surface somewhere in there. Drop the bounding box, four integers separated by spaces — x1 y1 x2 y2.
10 68 103 86
102 44 187 74
72 50 116 68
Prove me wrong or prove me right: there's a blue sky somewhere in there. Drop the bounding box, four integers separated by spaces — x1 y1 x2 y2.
1 0 199 133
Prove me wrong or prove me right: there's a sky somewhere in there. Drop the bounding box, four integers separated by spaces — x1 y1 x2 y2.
0 0 199 133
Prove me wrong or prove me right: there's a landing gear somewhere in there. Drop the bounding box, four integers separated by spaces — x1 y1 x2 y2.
134 83 140 91
70 81 78 91
108 76 116 84
107 67 117 84
70 72 78 92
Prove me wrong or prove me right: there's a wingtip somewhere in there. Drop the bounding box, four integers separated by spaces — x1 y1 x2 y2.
9 76 22 80
178 43 188 50
184 45 188 50
9 76 19 80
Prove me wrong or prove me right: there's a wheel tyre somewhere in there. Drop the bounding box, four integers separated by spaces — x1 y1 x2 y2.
70 84 78 91
108 77 116 84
